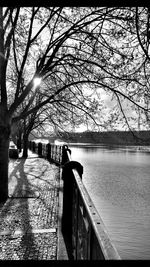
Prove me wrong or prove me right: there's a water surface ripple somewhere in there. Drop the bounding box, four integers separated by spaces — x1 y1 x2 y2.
70 144 150 260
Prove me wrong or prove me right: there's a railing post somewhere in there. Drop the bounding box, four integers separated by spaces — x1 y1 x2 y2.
29 141 31 150
17 136 22 152
51 144 53 161
62 145 71 165
61 160 83 259
62 145 67 165
59 146 61 164
54 145 56 162
32 141 35 152
43 144 46 158
31 141 34 151
38 142 42 157
46 143 51 160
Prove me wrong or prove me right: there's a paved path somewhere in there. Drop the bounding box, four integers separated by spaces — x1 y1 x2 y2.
0 150 66 260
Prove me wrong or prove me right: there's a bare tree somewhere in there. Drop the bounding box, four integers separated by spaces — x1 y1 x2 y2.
0 7 150 201
0 7 114 200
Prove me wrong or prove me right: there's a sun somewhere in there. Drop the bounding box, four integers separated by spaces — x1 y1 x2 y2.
33 77 42 87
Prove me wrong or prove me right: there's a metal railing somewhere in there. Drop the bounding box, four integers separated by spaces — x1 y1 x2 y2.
29 141 63 165
29 141 120 260
61 146 121 260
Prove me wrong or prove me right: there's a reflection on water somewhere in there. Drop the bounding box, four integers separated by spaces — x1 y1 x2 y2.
70 144 150 260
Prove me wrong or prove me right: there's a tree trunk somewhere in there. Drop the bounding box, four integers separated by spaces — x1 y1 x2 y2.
0 137 9 201
0 112 10 202
22 134 29 158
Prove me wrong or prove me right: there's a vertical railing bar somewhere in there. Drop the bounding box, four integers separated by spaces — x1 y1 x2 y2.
72 180 79 260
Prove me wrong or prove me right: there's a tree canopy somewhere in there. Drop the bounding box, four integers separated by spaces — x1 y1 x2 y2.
1 6 150 201
1 7 150 134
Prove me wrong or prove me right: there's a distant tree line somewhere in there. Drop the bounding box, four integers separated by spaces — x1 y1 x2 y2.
58 131 150 145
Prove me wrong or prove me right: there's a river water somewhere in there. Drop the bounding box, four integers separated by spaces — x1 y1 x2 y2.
69 143 150 260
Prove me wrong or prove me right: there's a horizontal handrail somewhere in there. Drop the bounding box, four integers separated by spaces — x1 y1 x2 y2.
72 169 120 259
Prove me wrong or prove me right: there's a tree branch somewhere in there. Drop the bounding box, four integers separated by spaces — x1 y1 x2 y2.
135 7 150 61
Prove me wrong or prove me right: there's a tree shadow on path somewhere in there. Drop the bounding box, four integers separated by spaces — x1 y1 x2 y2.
0 158 41 259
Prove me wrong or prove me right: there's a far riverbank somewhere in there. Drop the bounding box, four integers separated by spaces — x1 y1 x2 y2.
30 130 150 146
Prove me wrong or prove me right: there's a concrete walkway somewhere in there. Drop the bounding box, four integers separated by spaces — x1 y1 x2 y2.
0 150 68 260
